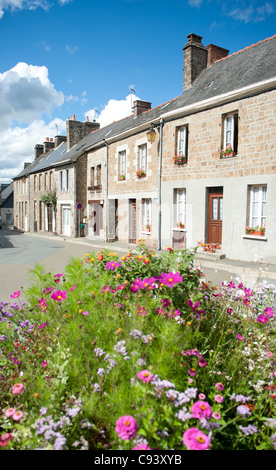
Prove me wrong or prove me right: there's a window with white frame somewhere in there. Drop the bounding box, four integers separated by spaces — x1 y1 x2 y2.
175 189 186 228
59 171 63 191
143 198 152 231
177 126 188 157
249 185 267 230
65 169 69 191
119 150 126 179
222 112 238 155
138 144 147 172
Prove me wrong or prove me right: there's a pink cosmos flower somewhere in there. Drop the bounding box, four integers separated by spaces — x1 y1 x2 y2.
12 410 24 422
264 307 274 317
215 394 224 403
183 427 210 450
115 415 138 440
38 322 47 329
5 408 16 418
37 298 47 311
132 444 151 450
188 368 197 377
81 310 89 316
198 358 208 367
215 382 224 391
137 370 154 383
51 290 67 302
212 411 221 420
70 284 76 291
237 334 246 341
137 306 147 316
11 383 24 394
0 433 13 447
191 400 212 420
130 278 144 292
105 261 122 271
41 361 47 368
257 314 269 324
10 291 20 298
159 272 183 287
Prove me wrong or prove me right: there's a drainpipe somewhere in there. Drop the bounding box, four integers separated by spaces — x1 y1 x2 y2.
104 140 109 242
73 162 76 237
27 175 30 232
158 118 164 251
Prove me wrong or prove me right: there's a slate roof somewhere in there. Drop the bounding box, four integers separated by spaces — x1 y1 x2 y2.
14 34 276 178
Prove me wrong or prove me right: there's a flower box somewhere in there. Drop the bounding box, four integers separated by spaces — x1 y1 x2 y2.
221 145 236 158
245 225 265 236
136 169 146 179
118 175 125 181
173 154 187 165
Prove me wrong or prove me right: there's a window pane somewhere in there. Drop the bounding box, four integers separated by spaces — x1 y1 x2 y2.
212 198 218 220
219 198 223 220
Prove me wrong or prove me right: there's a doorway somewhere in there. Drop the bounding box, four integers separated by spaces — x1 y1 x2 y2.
62 206 71 236
208 188 223 244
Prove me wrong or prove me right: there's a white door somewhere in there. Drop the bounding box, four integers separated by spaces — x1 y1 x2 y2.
62 206 71 236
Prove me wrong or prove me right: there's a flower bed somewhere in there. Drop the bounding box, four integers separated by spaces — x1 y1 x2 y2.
0 242 275 450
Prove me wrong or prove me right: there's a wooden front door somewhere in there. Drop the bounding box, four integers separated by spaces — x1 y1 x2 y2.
208 190 223 244
129 200 136 244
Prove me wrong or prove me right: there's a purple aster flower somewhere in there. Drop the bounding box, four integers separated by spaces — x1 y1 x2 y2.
237 405 251 416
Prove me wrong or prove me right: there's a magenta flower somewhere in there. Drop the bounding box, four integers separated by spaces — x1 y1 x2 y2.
264 307 274 317
188 368 197 377
5 408 16 418
105 261 122 271
212 411 221 420
198 358 208 367
137 306 147 316
11 383 24 394
37 298 47 311
137 370 154 383
10 291 20 298
38 322 47 329
257 314 269 324
214 394 224 403
187 299 206 318
115 415 138 440
41 361 47 368
51 290 67 302
183 427 210 450
141 277 158 290
159 272 183 287
12 410 24 422
132 444 151 450
215 382 224 391
70 285 76 291
130 278 144 292
191 400 212 420
0 433 13 447
237 334 246 341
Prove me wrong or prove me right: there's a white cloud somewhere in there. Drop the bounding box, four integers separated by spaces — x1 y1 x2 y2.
0 118 66 182
85 93 140 128
0 0 50 18
0 62 64 130
0 62 65 182
65 45 79 55
228 1 274 23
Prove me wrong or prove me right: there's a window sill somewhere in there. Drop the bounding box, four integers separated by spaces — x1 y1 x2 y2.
172 227 186 232
141 230 151 235
220 153 237 159
243 235 267 241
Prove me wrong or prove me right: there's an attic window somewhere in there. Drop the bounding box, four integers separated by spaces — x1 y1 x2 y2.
75 144 85 151
204 81 213 89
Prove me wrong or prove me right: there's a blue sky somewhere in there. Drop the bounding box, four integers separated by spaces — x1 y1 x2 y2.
0 0 275 183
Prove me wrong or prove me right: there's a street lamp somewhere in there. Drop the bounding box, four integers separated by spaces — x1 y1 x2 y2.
146 125 157 143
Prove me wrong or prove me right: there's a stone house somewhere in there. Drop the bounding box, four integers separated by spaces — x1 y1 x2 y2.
13 33 276 264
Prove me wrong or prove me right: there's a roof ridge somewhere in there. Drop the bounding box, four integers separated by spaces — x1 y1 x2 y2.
214 34 276 64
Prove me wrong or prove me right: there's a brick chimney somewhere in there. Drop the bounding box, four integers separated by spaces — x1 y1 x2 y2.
183 33 208 90
66 115 100 150
43 137 55 154
55 135 67 148
133 100 152 118
34 144 44 160
207 44 229 66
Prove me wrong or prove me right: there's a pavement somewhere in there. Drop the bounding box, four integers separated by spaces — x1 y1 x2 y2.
1 227 276 304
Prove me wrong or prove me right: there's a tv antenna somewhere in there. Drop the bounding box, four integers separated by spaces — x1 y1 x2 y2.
129 84 136 112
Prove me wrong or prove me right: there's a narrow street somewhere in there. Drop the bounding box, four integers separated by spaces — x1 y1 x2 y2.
1 229 276 304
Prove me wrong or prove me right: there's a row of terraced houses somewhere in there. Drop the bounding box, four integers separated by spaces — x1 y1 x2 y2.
13 33 276 263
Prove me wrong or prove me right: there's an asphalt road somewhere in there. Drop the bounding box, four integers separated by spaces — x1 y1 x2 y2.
0 229 94 303
1 229 275 304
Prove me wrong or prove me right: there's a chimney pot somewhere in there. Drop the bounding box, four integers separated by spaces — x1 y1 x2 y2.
71 115 76 120
133 100 152 118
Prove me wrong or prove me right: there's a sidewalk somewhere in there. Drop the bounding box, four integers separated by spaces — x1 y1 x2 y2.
27 231 276 288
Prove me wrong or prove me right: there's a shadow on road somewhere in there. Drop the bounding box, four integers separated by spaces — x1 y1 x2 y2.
0 229 24 249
